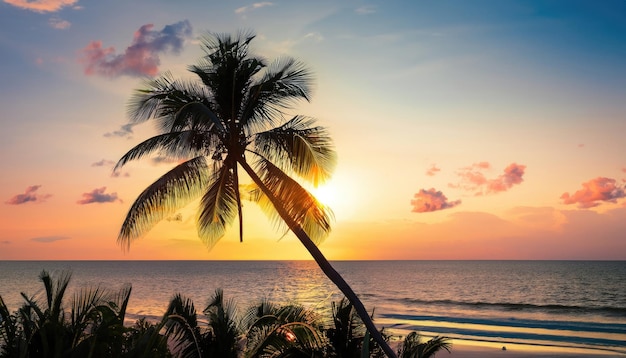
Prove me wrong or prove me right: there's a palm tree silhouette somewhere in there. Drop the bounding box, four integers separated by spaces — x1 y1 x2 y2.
114 30 396 357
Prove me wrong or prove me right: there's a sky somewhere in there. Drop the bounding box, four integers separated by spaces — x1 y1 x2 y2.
1 0 626 260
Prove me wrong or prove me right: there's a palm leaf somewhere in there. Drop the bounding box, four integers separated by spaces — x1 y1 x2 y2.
127 72 211 125
114 130 215 172
163 294 202 358
254 115 337 186
118 156 211 247
197 162 239 250
242 57 314 132
247 157 333 244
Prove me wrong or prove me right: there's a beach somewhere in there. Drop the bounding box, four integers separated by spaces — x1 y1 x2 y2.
443 342 623 357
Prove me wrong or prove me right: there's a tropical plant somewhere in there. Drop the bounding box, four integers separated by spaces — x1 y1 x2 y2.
396 332 451 358
0 270 166 358
326 298 388 358
242 298 326 357
114 30 396 357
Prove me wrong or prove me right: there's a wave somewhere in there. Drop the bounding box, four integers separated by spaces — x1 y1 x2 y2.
380 313 626 335
379 312 626 354
390 297 626 317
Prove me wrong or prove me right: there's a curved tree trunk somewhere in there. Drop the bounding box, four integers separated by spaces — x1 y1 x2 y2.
239 160 398 358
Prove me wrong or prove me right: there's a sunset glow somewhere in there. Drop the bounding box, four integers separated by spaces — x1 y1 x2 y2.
1 0 626 260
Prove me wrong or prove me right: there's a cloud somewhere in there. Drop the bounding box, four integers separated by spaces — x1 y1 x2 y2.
151 156 180 166
92 159 129 178
92 159 115 167
104 123 136 138
77 187 122 204
3 0 78 12
451 162 526 195
79 20 192 78
411 188 461 213
49 16 70 29
31 236 70 243
1 240 10 244
561 177 625 209
235 2 273 14
355 5 376 14
425 164 441 176
5 185 52 205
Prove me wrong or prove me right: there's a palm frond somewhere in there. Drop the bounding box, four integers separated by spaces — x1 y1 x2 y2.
114 130 216 172
244 303 324 357
242 57 314 132
197 162 239 250
163 294 202 358
70 285 108 329
174 102 226 135
127 72 212 126
118 156 211 248
247 158 333 245
253 115 337 186
39 270 71 322
190 31 263 124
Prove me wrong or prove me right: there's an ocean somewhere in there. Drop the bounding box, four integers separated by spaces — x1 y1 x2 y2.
1 260 625 355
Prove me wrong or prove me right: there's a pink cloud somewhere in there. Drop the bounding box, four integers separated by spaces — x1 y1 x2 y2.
4 0 78 12
79 20 192 78
77 187 122 204
561 177 625 209
452 162 526 195
425 164 441 176
411 188 461 213
5 185 52 205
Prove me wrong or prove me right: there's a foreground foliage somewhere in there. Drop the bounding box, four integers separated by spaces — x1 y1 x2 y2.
0 271 451 357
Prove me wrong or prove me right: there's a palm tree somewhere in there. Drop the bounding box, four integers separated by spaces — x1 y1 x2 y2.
114 30 396 357
326 298 388 358
397 332 451 358
242 298 326 357
0 270 139 358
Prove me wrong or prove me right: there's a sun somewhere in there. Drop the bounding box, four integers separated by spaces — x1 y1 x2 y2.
306 174 358 221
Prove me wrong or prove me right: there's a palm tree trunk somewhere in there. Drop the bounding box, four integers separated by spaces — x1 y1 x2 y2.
238 160 398 358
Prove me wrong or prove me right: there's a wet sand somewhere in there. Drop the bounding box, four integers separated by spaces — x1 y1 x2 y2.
441 341 624 358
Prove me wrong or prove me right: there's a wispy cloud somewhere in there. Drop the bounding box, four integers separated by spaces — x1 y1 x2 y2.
411 188 461 213
561 177 625 209
451 162 526 195
235 2 273 15
425 164 441 176
5 185 52 205
3 0 78 13
355 5 376 14
48 16 70 29
79 20 192 78
92 159 115 167
31 236 70 243
1 240 10 244
92 159 129 177
104 123 136 139
151 156 180 166
77 187 122 204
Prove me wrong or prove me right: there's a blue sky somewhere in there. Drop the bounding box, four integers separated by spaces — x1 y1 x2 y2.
1 0 626 260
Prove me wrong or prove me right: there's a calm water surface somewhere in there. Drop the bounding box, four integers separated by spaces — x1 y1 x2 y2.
1 260 625 354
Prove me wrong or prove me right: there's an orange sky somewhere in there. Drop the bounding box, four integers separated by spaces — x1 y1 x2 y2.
1 1 626 260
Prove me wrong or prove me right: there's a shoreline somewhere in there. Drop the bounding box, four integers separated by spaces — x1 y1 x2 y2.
441 340 625 357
